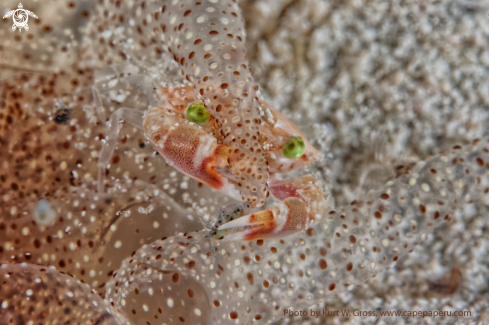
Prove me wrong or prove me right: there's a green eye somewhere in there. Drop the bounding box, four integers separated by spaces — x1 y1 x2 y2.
186 103 210 125
283 136 306 158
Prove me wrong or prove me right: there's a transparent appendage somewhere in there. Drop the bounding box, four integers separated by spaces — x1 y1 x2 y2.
98 107 144 193
92 86 106 124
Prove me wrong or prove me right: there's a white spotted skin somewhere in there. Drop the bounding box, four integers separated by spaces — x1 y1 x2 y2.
0 263 122 324
106 139 489 324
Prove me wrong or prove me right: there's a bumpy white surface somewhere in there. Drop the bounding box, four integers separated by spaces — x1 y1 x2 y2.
105 141 489 325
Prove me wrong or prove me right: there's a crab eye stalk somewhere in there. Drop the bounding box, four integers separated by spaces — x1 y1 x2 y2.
186 103 210 125
283 136 306 158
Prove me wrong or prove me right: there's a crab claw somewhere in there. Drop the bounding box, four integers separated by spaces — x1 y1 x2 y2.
144 106 242 201
216 197 312 241
214 175 327 241
268 175 328 215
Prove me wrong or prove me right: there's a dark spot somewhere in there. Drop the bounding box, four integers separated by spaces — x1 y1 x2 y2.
419 204 426 213
380 193 389 199
54 109 70 124
319 259 327 270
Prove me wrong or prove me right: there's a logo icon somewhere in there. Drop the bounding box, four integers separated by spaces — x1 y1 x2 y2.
2 3 38 32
